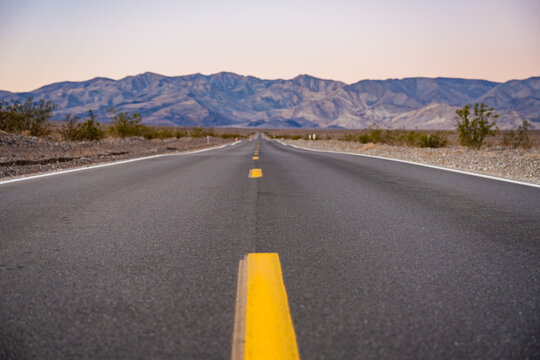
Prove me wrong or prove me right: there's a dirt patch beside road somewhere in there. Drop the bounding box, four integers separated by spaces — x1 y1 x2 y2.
0 131 235 180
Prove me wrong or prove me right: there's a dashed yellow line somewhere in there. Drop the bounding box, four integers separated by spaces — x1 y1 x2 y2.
232 253 300 360
249 169 262 178
253 156 259 160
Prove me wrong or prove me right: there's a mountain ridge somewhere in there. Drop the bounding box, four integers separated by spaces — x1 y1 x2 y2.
1 73 538 129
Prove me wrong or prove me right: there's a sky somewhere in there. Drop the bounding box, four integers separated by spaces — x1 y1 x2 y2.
0 0 539 92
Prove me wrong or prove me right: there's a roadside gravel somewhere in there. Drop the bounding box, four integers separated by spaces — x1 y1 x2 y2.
0 132 233 180
277 139 540 185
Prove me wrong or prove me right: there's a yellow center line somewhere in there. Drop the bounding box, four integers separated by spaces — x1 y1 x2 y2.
253 156 259 160
232 253 300 360
249 169 263 178
232 257 248 360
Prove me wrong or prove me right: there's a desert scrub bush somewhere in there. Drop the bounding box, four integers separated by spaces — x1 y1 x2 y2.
337 129 446 148
380 130 399 144
338 132 372 143
418 132 447 148
189 127 215 137
352 127 383 144
357 133 371 144
367 128 382 143
270 134 302 140
108 110 144 137
60 114 81 140
0 98 56 136
355 128 383 144
456 103 498 149
501 120 533 149
340 133 359 142
61 110 105 141
175 129 188 138
75 110 105 140
219 133 246 139
142 127 158 139
158 128 175 138
400 131 422 146
514 120 533 148
339 129 386 144
61 111 104 141
142 127 176 139
189 127 205 137
287 134 303 140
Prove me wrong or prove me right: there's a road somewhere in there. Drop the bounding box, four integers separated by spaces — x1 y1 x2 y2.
1 136 539 359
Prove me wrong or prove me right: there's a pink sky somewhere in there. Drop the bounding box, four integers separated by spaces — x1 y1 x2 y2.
1 0 539 92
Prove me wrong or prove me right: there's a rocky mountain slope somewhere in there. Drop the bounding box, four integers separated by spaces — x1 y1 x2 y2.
1 73 538 129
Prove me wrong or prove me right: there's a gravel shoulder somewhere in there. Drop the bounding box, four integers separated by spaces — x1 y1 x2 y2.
276 139 540 185
0 131 235 180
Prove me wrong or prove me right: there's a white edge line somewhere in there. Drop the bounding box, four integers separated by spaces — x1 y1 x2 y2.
275 140 540 189
0 140 242 185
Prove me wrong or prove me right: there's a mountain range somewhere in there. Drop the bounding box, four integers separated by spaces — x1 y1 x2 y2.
1 72 539 129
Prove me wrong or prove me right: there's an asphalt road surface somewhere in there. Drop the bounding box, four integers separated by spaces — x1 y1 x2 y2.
1 136 539 359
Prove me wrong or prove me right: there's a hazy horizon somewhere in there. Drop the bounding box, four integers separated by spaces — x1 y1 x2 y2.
1 0 539 92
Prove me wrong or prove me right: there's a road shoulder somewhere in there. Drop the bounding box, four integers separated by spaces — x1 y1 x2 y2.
275 139 540 187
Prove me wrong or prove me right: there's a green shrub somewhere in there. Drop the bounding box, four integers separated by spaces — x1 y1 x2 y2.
369 128 383 143
272 134 299 140
60 114 80 141
142 127 157 139
175 129 188 138
158 128 175 138
76 110 105 140
456 103 498 149
60 110 104 141
501 120 533 149
189 127 215 137
0 98 56 136
402 131 421 146
142 127 176 139
189 127 204 137
336 129 447 148
356 133 370 143
219 133 246 139
501 131 513 148
108 111 143 137
381 130 400 144
340 133 358 142
418 132 447 148
339 129 384 144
